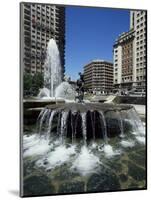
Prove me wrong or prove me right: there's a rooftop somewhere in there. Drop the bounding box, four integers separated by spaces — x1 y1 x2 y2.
84 59 113 67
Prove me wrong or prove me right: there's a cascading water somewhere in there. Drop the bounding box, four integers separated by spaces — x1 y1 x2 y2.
81 112 87 145
117 111 124 138
99 111 108 143
35 103 145 145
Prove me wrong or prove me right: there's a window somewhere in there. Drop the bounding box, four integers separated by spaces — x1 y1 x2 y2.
141 11 144 15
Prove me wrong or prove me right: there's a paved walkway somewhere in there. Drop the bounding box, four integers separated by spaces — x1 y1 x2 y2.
132 104 145 116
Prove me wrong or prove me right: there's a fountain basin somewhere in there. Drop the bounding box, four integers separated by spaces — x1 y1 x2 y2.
23 99 65 125
35 103 141 142
45 103 133 112
23 98 65 109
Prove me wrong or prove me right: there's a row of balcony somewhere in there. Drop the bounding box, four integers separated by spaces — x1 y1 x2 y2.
32 20 55 33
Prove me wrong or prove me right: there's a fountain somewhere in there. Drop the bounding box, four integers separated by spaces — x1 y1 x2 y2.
23 39 146 196
38 38 75 100
44 38 62 97
36 103 145 143
23 101 145 194
25 38 145 143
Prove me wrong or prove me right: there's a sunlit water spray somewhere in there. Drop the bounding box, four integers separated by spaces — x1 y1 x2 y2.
38 39 76 100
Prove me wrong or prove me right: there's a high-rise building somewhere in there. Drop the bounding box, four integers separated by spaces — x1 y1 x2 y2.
113 30 135 91
113 10 147 93
83 60 113 94
130 10 147 92
20 3 65 79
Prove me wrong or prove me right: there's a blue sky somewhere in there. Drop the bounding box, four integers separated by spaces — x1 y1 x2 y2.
65 6 130 80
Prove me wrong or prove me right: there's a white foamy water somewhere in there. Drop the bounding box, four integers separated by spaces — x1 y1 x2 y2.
91 142 97 149
55 81 76 100
23 134 50 157
23 134 37 143
136 136 145 144
23 134 42 150
36 145 76 170
131 131 138 135
120 140 135 148
103 144 121 158
71 146 101 176
139 128 145 136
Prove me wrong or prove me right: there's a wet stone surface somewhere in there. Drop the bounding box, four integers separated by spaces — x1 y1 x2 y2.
128 161 146 182
23 174 55 196
23 160 35 177
119 174 128 182
129 153 146 168
58 181 85 193
87 172 121 192
50 165 79 181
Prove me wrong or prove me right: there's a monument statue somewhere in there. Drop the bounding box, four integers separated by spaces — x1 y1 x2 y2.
75 72 85 103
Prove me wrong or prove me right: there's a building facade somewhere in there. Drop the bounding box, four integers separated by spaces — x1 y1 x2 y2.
113 30 135 91
84 60 113 94
113 10 147 93
20 3 65 79
130 10 147 93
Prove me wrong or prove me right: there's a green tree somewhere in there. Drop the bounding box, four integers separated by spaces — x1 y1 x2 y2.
23 73 32 97
32 72 44 96
23 72 44 97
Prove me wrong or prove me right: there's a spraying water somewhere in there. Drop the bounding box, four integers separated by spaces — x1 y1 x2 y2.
38 39 62 98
